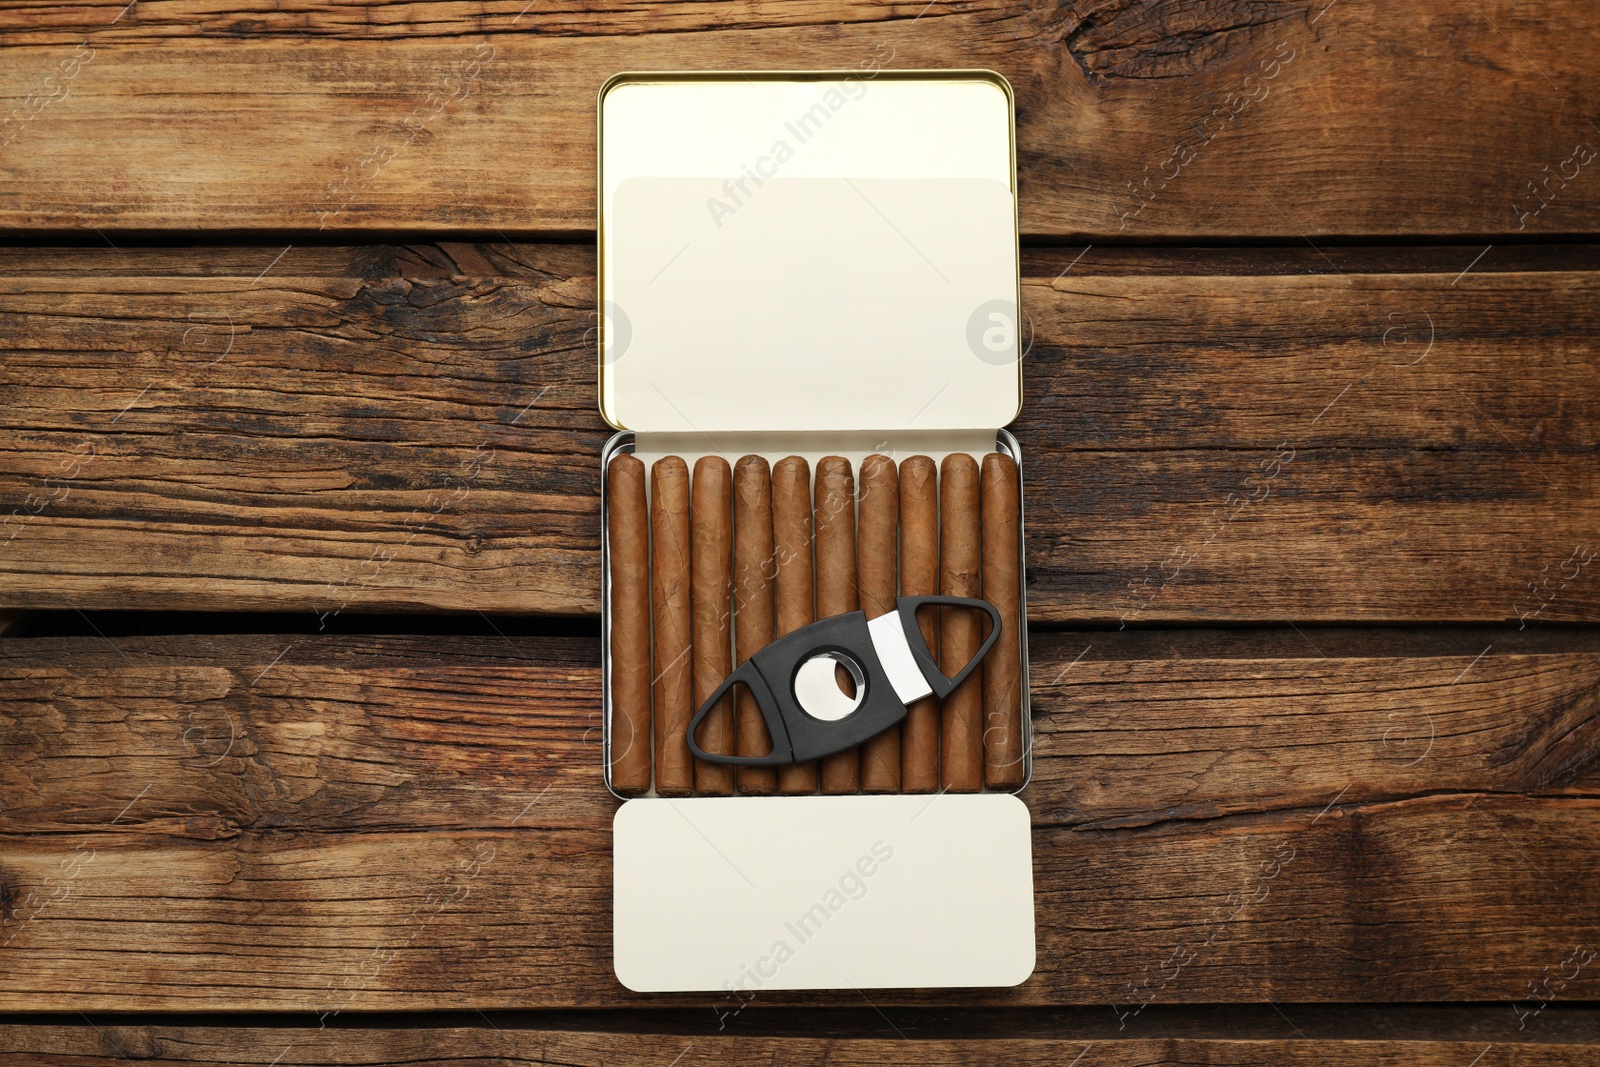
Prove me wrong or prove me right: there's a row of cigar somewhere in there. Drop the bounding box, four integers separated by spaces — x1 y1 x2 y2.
606 450 1024 796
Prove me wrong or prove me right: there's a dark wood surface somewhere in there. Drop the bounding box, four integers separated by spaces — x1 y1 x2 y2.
3 244 1596 623
9 1007 1600 1065
2 0 1598 1057
2 1 1598 237
3 628 1599 1010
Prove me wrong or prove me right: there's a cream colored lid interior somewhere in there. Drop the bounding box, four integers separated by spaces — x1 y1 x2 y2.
599 74 1021 434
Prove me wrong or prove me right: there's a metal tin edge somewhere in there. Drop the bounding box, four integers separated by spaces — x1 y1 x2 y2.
597 70 1027 794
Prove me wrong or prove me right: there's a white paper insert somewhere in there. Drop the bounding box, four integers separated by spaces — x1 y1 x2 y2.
607 176 1018 433
613 794 1035 992
599 74 1021 434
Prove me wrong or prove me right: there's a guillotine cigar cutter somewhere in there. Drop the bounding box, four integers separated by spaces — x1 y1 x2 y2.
686 595 1002 766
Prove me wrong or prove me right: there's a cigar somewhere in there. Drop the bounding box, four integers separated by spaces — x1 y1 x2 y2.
981 451 1025 791
815 455 860 794
732 455 778 795
650 456 694 796
772 456 818 795
939 453 984 793
691 456 736 796
899 455 940 793
607 454 653 795
857 454 900 793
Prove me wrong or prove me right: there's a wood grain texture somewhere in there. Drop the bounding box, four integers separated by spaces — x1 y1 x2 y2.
5 1016 1600 1066
1 2 1597 237
6 627 1597 833
0 243 602 615
3 244 1597 624
2 628 1599 1009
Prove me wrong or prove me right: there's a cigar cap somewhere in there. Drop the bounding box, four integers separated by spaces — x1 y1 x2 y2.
694 454 732 479
653 454 689 479
982 450 1018 475
941 451 980 480
735 453 771 478
817 454 852 475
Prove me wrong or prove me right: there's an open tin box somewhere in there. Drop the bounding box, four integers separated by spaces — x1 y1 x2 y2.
599 71 1035 992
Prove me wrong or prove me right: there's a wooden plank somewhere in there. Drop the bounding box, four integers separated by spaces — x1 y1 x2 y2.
3 244 1598 623
0 632 604 837
3 630 1599 1008
0 243 604 617
1024 250 1600 627
5 1014 1600 1066
3 785 1598 1009
4 628 1599 835
1 2 1597 237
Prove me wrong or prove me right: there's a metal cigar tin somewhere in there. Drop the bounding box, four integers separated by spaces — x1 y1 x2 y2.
596 71 1030 799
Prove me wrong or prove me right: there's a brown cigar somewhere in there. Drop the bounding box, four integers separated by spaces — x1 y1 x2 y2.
772 456 818 794
607 454 653 795
732 455 778 795
691 456 735 796
899 455 940 793
939 453 983 793
651 456 694 796
981 452 1025 791
857 454 901 793
815 455 860 794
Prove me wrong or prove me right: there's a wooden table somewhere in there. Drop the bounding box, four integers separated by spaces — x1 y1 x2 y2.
3 2 1600 1063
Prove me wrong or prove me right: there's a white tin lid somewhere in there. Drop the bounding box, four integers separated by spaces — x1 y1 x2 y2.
598 72 1022 434
614 793 1035 991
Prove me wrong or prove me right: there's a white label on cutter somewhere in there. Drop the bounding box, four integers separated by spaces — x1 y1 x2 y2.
613 794 1035 992
867 610 934 705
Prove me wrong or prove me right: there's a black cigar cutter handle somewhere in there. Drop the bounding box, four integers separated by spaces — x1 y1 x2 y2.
685 595 1002 767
